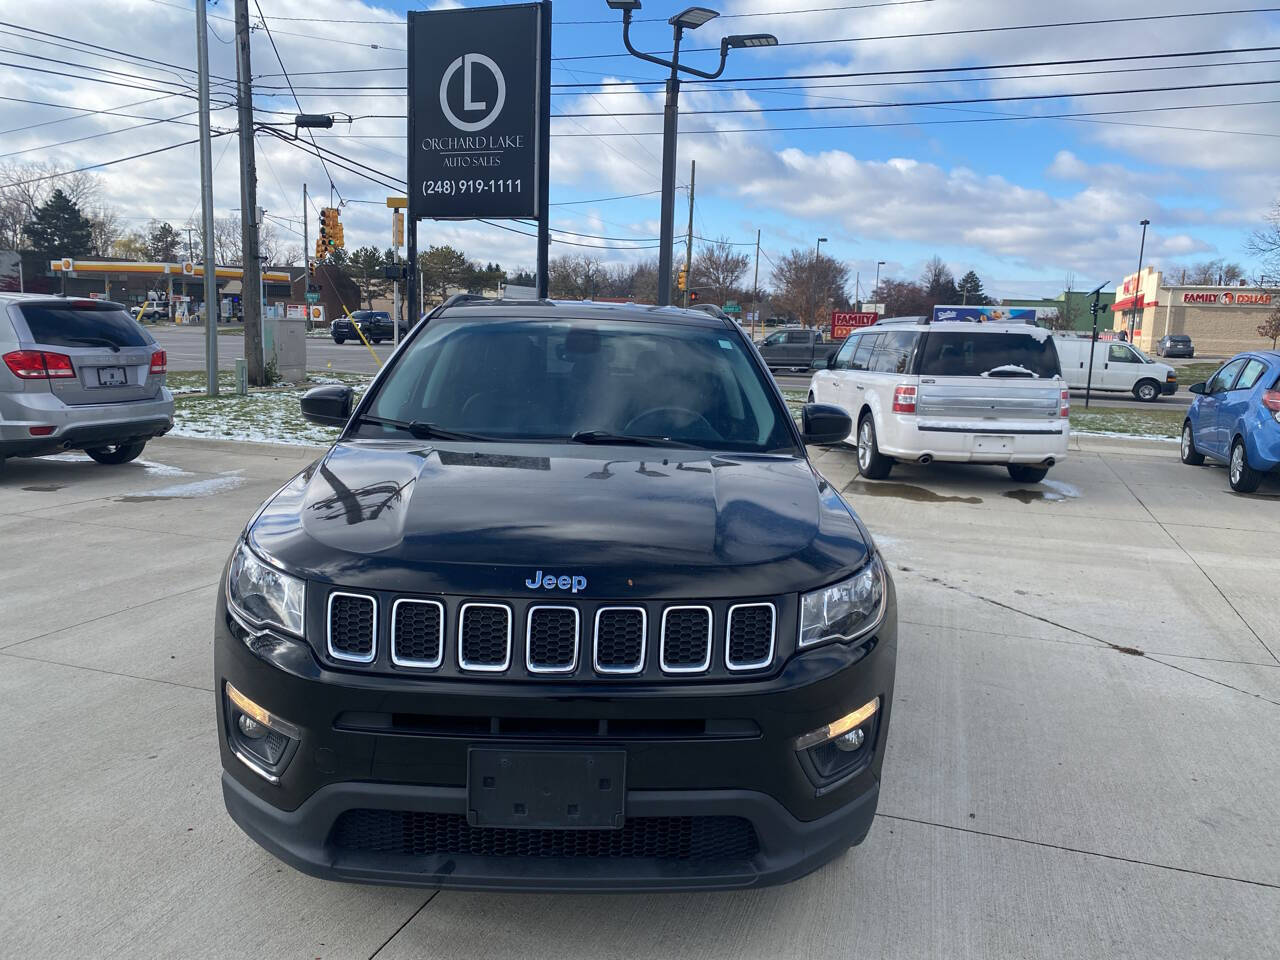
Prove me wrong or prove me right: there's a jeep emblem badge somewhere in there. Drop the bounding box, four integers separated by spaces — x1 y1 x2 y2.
524 570 587 594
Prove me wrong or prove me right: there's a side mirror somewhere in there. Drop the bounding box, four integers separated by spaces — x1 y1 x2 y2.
300 384 353 426
1189 382 1206 395
826 353 838 369
801 403 852 445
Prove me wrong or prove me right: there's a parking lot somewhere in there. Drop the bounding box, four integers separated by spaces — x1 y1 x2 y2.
2 433 1277 959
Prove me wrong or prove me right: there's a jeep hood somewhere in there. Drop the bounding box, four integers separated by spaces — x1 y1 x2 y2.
247 440 869 599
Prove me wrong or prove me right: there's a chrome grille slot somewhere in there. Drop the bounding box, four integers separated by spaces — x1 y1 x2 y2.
661 606 712 674
458 603 512 672
725 603 775 671
327 592 376 663
391 598 444 669
593 607 646 675
526 605 579 674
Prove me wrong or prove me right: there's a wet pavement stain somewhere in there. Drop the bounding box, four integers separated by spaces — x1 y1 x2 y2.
844 480 982 505
22 484 65 492
1004 489 1058 504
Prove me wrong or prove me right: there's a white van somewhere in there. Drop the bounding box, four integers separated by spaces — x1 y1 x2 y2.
809 317 1069 483
1052 336 1177 402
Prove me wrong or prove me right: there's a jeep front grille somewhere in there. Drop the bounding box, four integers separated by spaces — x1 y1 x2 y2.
458 603 512 672
661 606 712 673
593 607 646 674
327 592 376 663
526 605 578 673
726 603 775 671
391 598 444 669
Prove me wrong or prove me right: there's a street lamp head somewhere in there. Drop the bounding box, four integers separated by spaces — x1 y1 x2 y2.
1140 218 1151 226
670 6 719 29
724 33 778 48
605 0 642 11
817 237 828 243
877 260 886 266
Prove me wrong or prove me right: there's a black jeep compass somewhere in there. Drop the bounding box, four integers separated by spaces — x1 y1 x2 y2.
215 300 897 891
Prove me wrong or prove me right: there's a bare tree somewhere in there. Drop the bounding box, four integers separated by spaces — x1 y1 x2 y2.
1040 309 1072 332
0 161 102 249
547 254 605 299
692 236 749 306
110 232 149 261
1059 272 1080 330
1247 199 1280 276
878 277 929 318
1185 258 1245 285
87 206 122 257
920 255 958 309
770 249 849 327
1260 304 1280 348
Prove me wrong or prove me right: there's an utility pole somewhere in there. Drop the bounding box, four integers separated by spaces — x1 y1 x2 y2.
751 228 760 340
682 160 695 308
1128 218 1150 343
302 183 308 323
195 0 219 397
233 0 265 385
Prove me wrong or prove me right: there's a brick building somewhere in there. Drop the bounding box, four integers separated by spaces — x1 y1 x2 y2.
1113 266 1278 356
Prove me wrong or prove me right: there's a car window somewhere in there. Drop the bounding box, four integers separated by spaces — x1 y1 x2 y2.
1108 344 1140 363
17 302 150 348
869 331 919 374
1208 358 1247 394
832 335 858 370
1234 358 1268 391
763 331 786 346
785 330 810 344
363 318 798 454
852 333 879 371
918 331 1060 379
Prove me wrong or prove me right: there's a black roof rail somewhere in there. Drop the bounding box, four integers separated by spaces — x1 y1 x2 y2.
873 315 929 326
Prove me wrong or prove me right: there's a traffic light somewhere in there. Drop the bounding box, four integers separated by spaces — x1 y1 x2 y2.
690 290 699 303
314 237 326 260
319 207 343 250
677 267 687 291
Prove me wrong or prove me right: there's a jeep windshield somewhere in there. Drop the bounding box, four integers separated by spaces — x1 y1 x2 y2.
355 316 799 453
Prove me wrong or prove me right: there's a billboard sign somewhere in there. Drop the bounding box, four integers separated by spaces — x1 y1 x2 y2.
831 311 878 339
933 305 1037 324
407 3 549 221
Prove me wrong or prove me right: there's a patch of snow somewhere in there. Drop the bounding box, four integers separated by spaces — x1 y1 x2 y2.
1074 430 1179 443
1041 479 1080 499
137 459 192 477
137 473 245 498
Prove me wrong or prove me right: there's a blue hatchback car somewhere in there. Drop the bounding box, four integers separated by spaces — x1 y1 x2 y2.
1181 351 1280 492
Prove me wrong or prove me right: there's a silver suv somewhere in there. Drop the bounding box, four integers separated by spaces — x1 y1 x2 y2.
1 294 174 471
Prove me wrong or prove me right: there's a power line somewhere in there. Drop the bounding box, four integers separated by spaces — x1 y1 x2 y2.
0 133 232 188
0 58 231 102
551 7 1280 61
548 96 1280 138
556 0 936 25
0 93 180 136
554 77 1280 117
251 0 342 202
0 108 205 160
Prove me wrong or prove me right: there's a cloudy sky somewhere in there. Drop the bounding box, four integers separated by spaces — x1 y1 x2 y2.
3 0 1280 298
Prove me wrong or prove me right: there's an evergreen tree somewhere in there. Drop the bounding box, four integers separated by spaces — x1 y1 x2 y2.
957 270 992 305
23 189 93 256
145 221 183 261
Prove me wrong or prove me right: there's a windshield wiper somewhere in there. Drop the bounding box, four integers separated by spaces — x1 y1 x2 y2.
356 415 492 442
569 430 696 448
64 336 121 352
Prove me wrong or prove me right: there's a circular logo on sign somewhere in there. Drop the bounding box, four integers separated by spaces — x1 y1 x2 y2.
439 53 506 133
1222 291 1234 304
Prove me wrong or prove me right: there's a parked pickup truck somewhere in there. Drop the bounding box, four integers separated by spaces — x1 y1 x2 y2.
756 327 841 371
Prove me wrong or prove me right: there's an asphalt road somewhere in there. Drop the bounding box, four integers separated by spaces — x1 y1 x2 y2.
156 327 1195 410
2 434 1277 959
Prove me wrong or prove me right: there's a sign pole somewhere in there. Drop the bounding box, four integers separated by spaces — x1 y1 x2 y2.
406 14 418 320
536 0 551 299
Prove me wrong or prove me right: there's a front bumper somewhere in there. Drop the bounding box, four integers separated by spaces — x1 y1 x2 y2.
215 582 896 891
1161 381 1179 396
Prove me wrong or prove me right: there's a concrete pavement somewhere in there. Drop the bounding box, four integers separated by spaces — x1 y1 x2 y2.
1 435 1277 959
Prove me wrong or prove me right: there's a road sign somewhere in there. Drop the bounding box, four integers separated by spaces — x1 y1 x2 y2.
305 292 319 303
723 303 741 314
408 3 549 221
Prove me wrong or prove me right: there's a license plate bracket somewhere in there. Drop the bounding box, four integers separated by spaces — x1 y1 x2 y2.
467 748 626 830
96 366 127 386
974 435 1014 454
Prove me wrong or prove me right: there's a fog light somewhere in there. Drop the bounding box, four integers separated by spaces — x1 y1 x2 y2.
836 727 865 752
794 697 880 751
237 713 267 740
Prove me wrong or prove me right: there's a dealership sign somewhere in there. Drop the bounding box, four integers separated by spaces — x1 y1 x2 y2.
1182 291 1273 306
831 311 878 339
407 3 549 220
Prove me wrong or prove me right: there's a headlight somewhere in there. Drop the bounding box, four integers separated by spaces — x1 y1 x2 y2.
799 554 886 649
227 541 306 636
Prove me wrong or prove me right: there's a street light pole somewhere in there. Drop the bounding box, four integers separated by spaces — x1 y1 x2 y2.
813 237 827 328
608 1 777 306
874 260 885 315
194 0 219 397
1129 218 1150 344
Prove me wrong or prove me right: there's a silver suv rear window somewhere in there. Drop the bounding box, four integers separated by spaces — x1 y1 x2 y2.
919 331 1060 379
19 303 149 349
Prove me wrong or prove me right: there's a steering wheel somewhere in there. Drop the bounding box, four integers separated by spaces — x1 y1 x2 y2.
623 406 720 440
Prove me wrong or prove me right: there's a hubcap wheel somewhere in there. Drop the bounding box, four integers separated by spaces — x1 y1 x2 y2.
1181 428 1191 458
1231 446 1243 483
1140 384 1156 400
858 422 872 470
